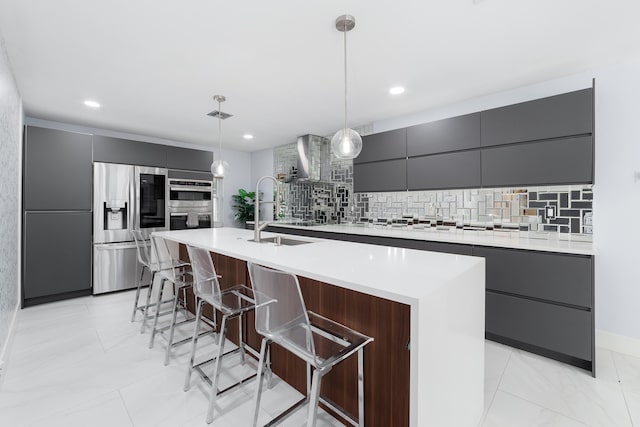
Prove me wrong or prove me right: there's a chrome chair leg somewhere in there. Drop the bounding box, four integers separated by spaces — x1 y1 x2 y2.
184 298 204 392
131 265 148 322
140 271 156 334
164 282 182 365
149 279 166 349
206 314 229 424
306 369 323 427
252 338 270 427
358 348 365 427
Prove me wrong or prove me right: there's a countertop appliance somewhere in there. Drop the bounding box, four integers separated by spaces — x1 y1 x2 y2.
93 162 168 294
168 174 214 230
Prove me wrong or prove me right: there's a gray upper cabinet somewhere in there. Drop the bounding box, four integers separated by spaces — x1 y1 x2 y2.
407 113 480 156
354 128 406 164
24 126 92 211
93 135 167 167
353 159 406 192
481 135 593 187
166 146 213 172
407 150 481 190
481 88 593 147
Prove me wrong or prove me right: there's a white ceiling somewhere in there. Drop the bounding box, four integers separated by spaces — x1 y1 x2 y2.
0 0 639 152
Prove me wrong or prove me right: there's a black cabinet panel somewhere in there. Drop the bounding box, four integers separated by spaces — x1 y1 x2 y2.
486 292 592 361
23 212 92 299
407 113 480 156
354 129 406 164
481 136 593 187
166 146 213 172
24 126 92 211
353 159 406 193
473 246 592 308
481 88 593 147
93 135 166 167
407 150 480 190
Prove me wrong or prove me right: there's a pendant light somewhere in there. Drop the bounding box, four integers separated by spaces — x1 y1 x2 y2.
210 94 230 178
331 14 362 160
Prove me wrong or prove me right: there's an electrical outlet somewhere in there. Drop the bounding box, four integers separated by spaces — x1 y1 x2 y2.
546 205 556 220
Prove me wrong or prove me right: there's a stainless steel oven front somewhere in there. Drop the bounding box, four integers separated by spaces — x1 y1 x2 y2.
168 178 213 230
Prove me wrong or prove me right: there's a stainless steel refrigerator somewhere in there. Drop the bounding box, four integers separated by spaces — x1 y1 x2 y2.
93 162 168 294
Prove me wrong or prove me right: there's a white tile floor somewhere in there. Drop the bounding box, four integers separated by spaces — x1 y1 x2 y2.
0 289 638 427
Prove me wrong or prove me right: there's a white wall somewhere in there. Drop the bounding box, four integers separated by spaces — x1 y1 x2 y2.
218 148 252 227
250 148 275 221
0 34 22 364
373 60 640 347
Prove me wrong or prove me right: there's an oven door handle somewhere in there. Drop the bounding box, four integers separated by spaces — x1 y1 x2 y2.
170 187 211 192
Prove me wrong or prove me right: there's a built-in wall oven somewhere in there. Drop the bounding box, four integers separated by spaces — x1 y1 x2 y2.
168 173 214 230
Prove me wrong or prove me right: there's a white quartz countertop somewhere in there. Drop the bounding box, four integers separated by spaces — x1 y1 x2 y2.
267 223 596 256
155 227 484 305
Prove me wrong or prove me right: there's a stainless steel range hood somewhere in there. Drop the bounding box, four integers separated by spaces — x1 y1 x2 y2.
293 134 331 182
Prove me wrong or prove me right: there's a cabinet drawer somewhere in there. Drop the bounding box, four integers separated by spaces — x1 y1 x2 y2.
407 113 480 156
486 292 592 361
481 135 593 187
407 150 480 190
353 159 406 192
473 246 592 308
355 128 406 164
481 88 593 147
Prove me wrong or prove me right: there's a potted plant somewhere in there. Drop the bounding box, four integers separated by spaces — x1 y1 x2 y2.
232 188 257 227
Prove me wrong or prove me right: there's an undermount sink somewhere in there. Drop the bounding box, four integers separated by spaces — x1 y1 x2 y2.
248 236 314 246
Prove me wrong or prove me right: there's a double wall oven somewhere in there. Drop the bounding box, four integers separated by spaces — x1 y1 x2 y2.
168 175 213 230
93 163 168 294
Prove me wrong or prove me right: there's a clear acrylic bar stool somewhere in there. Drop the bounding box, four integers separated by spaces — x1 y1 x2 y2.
247 262 374 427
131 230 177 333
148 235 203 365
130 230 153 322
184 245 260 424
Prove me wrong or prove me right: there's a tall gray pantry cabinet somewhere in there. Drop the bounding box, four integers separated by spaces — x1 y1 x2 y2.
22 126 93 306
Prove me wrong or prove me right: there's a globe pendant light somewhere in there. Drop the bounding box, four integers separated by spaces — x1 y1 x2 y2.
331 14 362 160
210 95 230 178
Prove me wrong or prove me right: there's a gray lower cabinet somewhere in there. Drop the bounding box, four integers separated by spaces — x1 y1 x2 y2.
481 136 593 187
93 135 167 167
486 292 592 361
355 128 406 164
24 126 92 211
353 159 406 193
407 150 480 190
473 246 593 308
23 212 92 303
406 112 480 156
265 226 595 373
481 88 593 147
166 146 212 172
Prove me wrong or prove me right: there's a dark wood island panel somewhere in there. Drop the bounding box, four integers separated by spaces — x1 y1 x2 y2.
179 245 412 426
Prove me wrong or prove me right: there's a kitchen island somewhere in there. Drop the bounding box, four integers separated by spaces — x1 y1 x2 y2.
155 227 485 427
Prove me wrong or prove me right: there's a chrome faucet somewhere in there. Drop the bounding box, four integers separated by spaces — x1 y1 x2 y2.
254 176 281 243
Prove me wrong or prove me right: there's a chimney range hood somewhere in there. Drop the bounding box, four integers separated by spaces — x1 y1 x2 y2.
290 134 331 182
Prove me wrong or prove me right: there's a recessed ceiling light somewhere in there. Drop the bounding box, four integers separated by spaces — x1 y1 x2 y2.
389 86 405 95
243 134 254 140
84 100 101 108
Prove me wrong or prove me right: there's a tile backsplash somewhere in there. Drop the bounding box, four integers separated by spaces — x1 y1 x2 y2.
357 186 593 233
273 131 593 234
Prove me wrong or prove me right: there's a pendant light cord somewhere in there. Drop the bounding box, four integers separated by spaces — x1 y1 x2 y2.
218 98 222 162
343 21 348 133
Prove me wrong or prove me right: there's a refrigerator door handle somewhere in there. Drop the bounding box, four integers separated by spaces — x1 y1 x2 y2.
94 242 138 251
